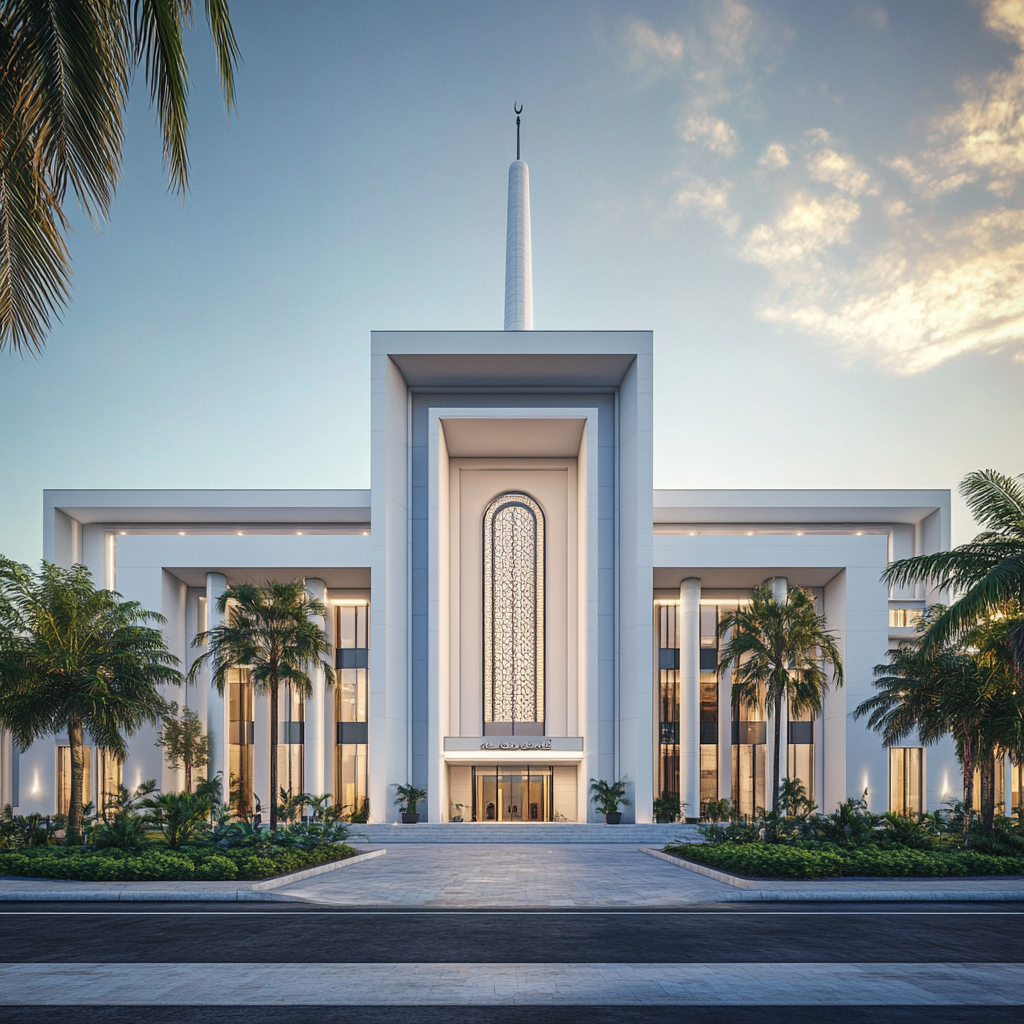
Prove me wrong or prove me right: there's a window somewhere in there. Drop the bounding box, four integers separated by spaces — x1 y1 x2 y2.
483 492 544 729
98 749 122 818
228 667 255 815
56 745 92 816
889 747 923 815
335 601 369 819
655 602 679 804
889 607 923 628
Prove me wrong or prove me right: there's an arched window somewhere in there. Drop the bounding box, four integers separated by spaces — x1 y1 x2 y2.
483 491 544 727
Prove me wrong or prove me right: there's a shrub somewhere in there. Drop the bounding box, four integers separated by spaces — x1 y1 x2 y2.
0 841 355 882
664 841 1024 880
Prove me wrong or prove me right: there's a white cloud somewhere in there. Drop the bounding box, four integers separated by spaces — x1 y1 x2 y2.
681 114 740 156
673 178 740 236
853 5 888 31
624 18 684 74
889 0 1024 198
758 209 1024 373
759 143 790 169
740 192 861 270
708 0 756 64
807 145 875 195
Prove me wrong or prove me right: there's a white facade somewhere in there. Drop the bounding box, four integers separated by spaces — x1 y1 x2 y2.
0 149 996 825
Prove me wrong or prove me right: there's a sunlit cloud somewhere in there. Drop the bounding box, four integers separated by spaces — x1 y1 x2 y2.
673 178 740 236
759 143 789 169
662 0 1024 374
681 114 740 156
624 17 684 76
708 0 756 64
852 5 888 31
741 192 861 272
804 131 876 195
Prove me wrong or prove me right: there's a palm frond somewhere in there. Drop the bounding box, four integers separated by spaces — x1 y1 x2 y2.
133 0 191 195
960 469 1024 539
204 0 240 110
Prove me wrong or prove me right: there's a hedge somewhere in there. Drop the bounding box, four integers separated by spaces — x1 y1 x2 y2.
0 843 357 882
663 842 1024 880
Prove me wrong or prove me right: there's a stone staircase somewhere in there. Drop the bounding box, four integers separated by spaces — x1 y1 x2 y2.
346 822 703 844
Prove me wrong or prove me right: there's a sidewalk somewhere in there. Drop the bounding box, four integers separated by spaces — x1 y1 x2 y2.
4 843 1017 904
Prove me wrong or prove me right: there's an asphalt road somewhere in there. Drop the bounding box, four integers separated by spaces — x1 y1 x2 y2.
0 901 1020 963
1 902 1020 1024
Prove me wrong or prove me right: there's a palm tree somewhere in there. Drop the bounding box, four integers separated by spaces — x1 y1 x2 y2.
0 0 240 355
884 469 1024 674
717 583 844 814
0 558 181 842
855 608 1024 832
188 580 333 831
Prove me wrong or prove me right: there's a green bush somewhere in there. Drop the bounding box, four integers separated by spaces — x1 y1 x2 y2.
0 842 355 882
664 841 1024 880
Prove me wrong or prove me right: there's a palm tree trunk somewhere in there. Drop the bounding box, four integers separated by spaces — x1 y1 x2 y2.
771 692 782 814
980 754 996 835
184 761 192 794
269 678 279 830
67 721 85 845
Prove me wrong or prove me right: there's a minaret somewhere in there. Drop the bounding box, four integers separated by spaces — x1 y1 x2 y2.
504 104 533 330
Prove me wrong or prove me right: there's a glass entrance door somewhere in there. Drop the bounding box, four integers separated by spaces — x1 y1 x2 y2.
472 765 552 821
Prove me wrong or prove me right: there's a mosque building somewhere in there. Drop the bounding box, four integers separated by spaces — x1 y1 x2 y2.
6 120 992 827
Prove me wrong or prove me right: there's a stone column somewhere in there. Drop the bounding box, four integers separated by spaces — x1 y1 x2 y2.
679 578 701 822
766 576 788 810
205 573 229 801
304 578 328 797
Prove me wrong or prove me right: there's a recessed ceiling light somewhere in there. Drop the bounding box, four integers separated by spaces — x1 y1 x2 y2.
237 532 243 536
179 532 185 536
296 531 303 535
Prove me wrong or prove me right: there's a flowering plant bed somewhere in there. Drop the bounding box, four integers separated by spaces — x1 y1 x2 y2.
663 842 1024 881
0 842 357 882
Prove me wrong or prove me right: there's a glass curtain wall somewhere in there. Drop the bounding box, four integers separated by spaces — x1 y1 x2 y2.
98 749 122 816
335 602 369 819
728 594 765 818
278 684 305 812
889 746 923 815
56 745 92 816
228 667 255 815
699 603 719 813
787 709 815 805
971 758 1006 815
655 602 679 806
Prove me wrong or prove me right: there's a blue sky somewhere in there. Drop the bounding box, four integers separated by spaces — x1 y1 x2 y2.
1 0 1022 563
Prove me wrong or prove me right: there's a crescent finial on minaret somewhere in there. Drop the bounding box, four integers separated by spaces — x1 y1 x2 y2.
515 102 522 159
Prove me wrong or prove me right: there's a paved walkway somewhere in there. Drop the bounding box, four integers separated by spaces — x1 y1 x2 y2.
2 961 1018 1006
274 844 1024 906
2 844 1021 904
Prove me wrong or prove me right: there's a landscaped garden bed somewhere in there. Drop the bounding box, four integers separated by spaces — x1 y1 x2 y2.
0 841 358 882
663 841 1024 880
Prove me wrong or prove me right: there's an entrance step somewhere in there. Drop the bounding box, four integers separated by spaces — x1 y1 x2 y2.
347 823 703 844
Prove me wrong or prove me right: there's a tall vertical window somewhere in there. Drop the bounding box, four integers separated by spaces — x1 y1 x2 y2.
98 749 122 818
699 603 719 811
228 667 255 815
56 745 91 816
483 492 544 731
335 601 369 818
889 746 923 816
655 602 679 804
278 684 305 804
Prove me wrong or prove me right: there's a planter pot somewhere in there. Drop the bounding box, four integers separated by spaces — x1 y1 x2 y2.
401 812 420 824
605 812 622 825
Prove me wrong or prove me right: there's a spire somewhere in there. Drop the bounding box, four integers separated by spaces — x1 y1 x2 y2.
504 103 533 331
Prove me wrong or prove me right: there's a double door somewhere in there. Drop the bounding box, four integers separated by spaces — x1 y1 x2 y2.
472 765 552 822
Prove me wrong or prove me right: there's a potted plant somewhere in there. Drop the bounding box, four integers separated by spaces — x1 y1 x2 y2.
653 792 681 823
590 778 629 824
395 784 427 824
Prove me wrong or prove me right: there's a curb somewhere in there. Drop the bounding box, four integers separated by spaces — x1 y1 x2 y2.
0 848 386 902
640 847 1024 902
252 848 385 890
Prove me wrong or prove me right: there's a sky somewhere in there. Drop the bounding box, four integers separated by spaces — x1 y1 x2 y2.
1 0 1023 564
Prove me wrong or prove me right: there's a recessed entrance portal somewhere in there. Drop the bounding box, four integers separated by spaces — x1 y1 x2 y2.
472 764 553 822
